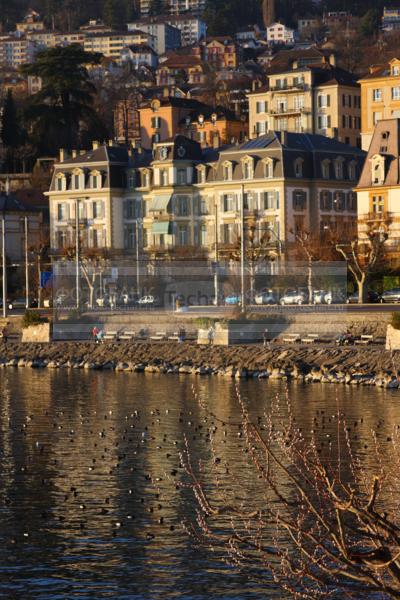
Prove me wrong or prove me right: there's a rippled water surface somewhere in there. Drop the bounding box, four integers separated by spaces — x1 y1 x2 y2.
0 370 399 599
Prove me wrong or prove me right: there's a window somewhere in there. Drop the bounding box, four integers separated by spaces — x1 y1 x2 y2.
293 190 306 210
348 161 357 181
92 229 99 248
200 199 207 214
74 174 80 189
200 224 207 246
321 160 330 179
372 194 385 214
151 116 161 128
318 114 331 129
318 94 330 108
294 158 303 178
263 191 275 210
223 162 232 181
57 203 66 221
335 158 344 180
93 201 103 219
124 224 136 249
293 95 304 110
256 121 267 135
320 191 332 211
256 100 266 113
127 173 135 189
142 172 150 187
265 161 273 178
152 133 160 144
178 226 189 246
160 169 168 186
91 174 99 189
176 196 189 216
222 194 236 212
333 191 345 211
56 177 64 191
177 169 186 185
373 89 382 102
393 65 400 76
197 167 206 183
243 160 253 180
346 192 357 212
392 87 400 100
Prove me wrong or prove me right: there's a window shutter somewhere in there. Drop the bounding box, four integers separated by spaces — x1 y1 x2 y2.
327 95 331 107
275 191 280 209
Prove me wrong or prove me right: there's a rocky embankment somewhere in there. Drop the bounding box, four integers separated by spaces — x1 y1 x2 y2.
0 341 400 389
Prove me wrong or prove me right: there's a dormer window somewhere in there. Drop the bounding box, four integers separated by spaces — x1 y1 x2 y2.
56 174 65 191
321 159 330 179
334 157 344 180
160 169 168 186
294 157 304 178
371 154 385 186
263 158 274 179
242 156 254 180
222 161 233 181
90 170 101 189
348 161 357 181
197 166 206 184
72 169 84 190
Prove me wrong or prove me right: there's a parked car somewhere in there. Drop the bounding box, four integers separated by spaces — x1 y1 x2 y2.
347 290 381 304
224 294 241 306
8 297 36 310
313 290 332 305
255 290 276 305
380 289 400 303
280 290 307 306
137 295 159 307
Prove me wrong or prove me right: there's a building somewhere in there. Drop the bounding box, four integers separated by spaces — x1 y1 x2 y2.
0 191 46 262
127 21 181 55
298 18 320 32
138 97 246 149
356 118 400 262
83 31 156 60
193 37 240 71
120 44 158 69
0 36 37 68
139 0 206 17
46 142 147 253
248 62 361 147
382 7 400 31
266 22 297 46
47 133 365 259
358 58 400 151
164 14 206 47
193 132 364 256
114 98 141 145
16 10 45 33
156 53 206 86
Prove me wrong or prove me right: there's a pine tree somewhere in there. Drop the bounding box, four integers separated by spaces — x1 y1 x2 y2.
103 0 125 29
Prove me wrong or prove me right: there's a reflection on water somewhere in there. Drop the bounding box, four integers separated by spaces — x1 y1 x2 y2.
0 370 398 599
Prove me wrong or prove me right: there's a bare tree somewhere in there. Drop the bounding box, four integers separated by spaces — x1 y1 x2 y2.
335 229 388 304
179 389 400 600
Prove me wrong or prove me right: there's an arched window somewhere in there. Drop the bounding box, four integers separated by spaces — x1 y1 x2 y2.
321 159 330 180
294 158 304 178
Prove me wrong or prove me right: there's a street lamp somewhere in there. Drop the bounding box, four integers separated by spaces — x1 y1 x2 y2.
21 216 29 309
135 218 142 296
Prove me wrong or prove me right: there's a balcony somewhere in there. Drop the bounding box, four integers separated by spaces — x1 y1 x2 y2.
270 106 311 116
270 82 308 92
358 211 393 222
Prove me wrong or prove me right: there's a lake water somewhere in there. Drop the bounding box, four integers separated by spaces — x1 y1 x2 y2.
0 370 399 599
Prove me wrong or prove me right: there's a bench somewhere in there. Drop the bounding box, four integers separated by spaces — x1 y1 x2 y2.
119 330 136 341
103 331 119 341
301 334 320 344
355 334 374 345
282 333 301 343
168 331 180 341
150 331 167 341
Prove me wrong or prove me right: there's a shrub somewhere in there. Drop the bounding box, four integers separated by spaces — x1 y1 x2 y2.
391 312 400 330
22 310 48 329
193 317 216 329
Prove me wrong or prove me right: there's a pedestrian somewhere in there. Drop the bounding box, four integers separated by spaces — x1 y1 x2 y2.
1 325 8 344
207 325 215 346
92 326 99 343
96 329 105 344
263 329 269 347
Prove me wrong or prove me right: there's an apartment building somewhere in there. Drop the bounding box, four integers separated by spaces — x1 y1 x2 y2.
83 31 156 59
249 63 361 147
120 44 158 69
356 118 400 262
382 7 400 31
156 54 206 85
127 21 181 55
163 15 206 47
139 0 206 17
46 143 146 253
192 36 240 71
358 58 400 151
0 36 37 68
47 133 365 259
16 10 45 33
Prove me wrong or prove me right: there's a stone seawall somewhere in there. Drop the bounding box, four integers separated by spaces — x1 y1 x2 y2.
1 341 400 390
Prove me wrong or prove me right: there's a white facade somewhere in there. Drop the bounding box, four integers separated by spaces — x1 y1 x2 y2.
266 22 296 46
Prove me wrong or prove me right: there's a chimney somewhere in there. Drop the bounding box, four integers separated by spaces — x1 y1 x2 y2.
92 140 99 150
59 148 65 162
329 53 336 66
71 149 77 158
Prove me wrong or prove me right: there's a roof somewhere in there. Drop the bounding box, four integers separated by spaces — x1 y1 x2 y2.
60 145 130 165
126 44 157 55
357 119 400 188
160 54 203 68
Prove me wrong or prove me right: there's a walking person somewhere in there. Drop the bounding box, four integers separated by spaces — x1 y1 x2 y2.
263 329 269 348
207 325 215 346
1 324 8 344
92 326 99 343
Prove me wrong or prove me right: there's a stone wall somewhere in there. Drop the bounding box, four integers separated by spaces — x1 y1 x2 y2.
21 323 51 343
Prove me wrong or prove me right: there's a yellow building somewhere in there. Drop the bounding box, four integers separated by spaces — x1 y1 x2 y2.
249 62 361 147
358 58 400 151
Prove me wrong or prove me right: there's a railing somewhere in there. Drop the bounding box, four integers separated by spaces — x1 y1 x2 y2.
358 211 393 222
270 82 308 92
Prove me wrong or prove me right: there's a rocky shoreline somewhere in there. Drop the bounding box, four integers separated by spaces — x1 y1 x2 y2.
0 341 400 389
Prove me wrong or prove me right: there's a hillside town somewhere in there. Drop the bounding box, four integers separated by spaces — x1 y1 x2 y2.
0 1 400 309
